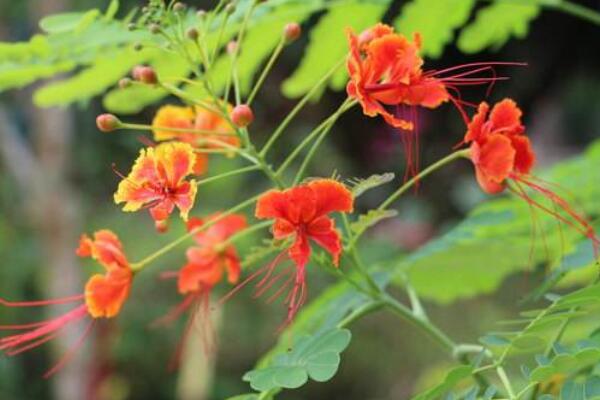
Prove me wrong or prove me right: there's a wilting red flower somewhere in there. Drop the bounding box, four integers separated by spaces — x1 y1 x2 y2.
152 104 239 175
463 99 599 251
250 179 353 325
0 230 132 378
155 214 246 364
114 142 198 232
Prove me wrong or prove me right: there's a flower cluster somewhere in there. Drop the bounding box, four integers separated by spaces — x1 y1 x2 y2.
1 14 597 381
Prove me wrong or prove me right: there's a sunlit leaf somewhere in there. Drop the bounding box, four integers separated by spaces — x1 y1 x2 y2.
457 2 539 53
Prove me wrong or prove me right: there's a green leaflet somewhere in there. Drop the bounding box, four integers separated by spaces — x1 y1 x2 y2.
457 1 540 53
348 172 395 198
0 61 75 92
350 209 398 235
243 328 351 392
411 365 474 400
39 10 101 34
395 0 475 58
33 49 148 107
281 0 389 99
102 49 190 114
529 341 600 382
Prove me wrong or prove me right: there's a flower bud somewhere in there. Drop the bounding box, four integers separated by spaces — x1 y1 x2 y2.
133 42 143 51
186 27 198 40
196 10 206 19
127 23 136 31
132 65 158 84
227 40 238 55
118 78 132 89
96 114 121 133
149 23 161 34
155 219 169 233
283 23 301 43
173 2 186 12
231 104 254 128
225 3 236 15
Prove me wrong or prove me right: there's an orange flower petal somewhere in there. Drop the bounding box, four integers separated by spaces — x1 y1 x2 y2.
472 134 516 194
308 179 354 217
152 105 195 142
85 268 132 318
511 135 535 174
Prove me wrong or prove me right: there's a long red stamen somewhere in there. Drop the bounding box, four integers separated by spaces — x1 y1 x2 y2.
0 294 85 307
43 319 95 379
0 305 88 350
427 61 527 77
151 294 196 328
510 175 600 257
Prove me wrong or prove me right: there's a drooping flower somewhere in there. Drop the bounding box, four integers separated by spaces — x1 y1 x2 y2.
155 214 246 363
463 99 599 251
250 179 353 325
114 142 198 232
152 103 239 175
0 230 132 378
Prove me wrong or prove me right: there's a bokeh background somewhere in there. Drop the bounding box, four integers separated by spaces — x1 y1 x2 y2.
1 1 599 399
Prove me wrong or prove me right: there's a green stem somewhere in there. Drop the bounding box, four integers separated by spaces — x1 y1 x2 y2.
337 301 384 328
497 365 516 399
350 149 470 247
276 99 356 177
259 58 345 157
120 123 235 136
379 293 457 353
196 165 260 186
130 195 259 272
247 38 285 105
554 0 600 25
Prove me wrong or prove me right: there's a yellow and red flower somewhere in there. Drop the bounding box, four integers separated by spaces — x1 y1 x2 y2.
253 179 354 324
0 230 132 378
114 142 198 232
463 99 598 250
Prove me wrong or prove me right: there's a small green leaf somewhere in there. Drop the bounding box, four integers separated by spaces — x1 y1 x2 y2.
243 328 351 392
457 2 539 53
349 172 395 198
104 0 120 20
39 10 100 34
411 365 473 400
351 209 398 235
395 0 475 58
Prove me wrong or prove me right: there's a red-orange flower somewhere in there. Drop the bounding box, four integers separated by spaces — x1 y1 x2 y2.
155 214 246 362
464 99 533 194
114 142 198 232
346 23 449 130
152 104 239 175
253 179 354 324
347 23 520 133
463 99 599 250
177 214 246 295
0 230 132 378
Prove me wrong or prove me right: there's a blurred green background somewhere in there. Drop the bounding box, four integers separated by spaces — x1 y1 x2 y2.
1 1 600 399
